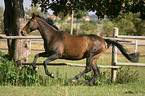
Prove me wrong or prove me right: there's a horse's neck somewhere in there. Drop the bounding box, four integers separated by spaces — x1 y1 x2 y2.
36 18 58 41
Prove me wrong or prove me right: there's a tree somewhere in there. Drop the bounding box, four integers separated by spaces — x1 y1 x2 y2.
70 10 74 35
114 12 143 35
32 0 145 20
97 19 114 37
79 22 98 35
25 5 43 17
4 0 28 62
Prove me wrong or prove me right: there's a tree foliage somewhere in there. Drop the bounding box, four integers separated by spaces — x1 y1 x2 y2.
25 5 43 17
32 0 145 20
97 19 114 36
79 22 98 35
114 12 144 35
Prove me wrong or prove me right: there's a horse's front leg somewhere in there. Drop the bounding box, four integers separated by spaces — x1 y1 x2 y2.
43 53 60 78
32 52 48 71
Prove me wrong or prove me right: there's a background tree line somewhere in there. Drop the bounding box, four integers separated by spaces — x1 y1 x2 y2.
58 12 144 36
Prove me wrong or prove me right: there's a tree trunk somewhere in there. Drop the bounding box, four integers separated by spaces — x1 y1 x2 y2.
76 19 79 35
4 0 28 63
70 10 74 35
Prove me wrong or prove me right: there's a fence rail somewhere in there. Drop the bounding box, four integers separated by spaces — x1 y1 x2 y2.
21 63 121 68
116 62 145 66
0 36 42 39
117 35 145 39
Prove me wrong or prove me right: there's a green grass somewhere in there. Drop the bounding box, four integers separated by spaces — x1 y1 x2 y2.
0 40 145 96
0 81 145 96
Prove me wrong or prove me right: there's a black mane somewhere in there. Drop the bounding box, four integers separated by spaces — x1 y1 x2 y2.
36 15 59 30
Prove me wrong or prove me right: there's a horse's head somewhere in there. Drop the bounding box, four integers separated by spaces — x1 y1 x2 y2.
21 13 38 36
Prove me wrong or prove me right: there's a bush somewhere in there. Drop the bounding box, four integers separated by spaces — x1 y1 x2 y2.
0 51 71 86
0 51 43 86
83 71 112 85
115 67 139 84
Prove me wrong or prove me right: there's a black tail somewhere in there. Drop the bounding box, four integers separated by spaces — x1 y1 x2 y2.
105 39 139 62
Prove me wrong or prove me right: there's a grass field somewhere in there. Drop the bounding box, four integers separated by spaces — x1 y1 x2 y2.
0 39 145 96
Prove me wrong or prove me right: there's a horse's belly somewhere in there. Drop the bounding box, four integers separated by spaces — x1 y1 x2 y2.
61 55 85 60
61 48 88 60
61 52 86 60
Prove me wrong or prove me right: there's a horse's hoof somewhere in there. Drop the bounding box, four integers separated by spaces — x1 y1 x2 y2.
72 79 76 82
50 74 54 78
35 67 38 71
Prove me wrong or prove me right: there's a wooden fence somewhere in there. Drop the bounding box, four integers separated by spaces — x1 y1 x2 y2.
0 28 145 82
111 27 145 82
113 27 145 66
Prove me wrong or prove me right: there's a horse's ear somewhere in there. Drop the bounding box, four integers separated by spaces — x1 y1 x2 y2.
32 13 36 18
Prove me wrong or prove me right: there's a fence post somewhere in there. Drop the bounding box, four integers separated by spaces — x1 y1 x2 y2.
111 27 118 82
135 40 138 53
29 39 32 54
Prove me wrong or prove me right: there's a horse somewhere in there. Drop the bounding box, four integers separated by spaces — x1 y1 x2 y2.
21 13 139 86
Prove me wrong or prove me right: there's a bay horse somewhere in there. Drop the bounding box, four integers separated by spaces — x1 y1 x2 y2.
21 13 139 86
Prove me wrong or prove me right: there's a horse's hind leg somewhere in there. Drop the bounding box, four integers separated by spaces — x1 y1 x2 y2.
88 52 104 86
88 59 100 86
32 52 48 71
72 54 93 82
